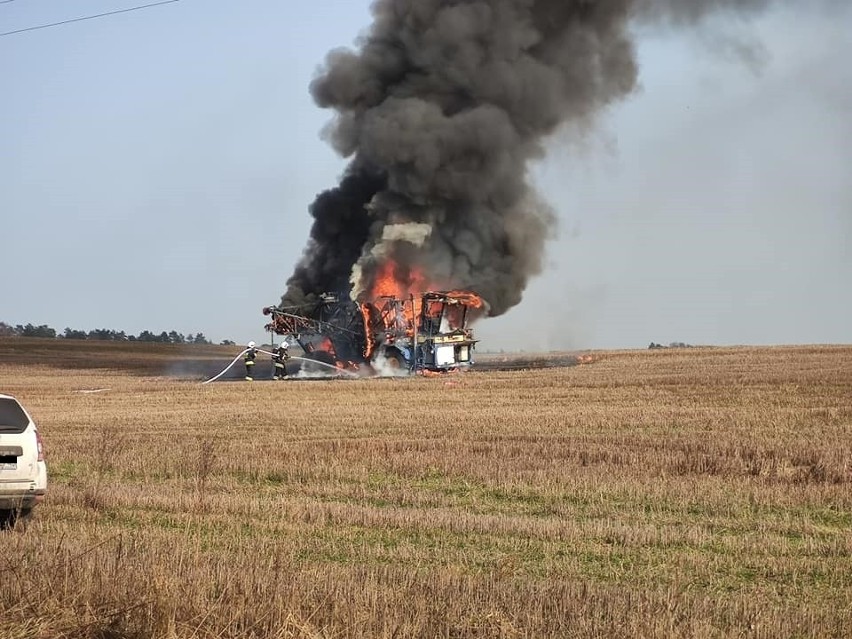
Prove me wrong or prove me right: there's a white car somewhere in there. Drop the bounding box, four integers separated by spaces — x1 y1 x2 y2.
0 394 47 528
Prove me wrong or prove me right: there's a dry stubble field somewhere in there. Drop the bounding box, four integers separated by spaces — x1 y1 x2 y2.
1 341 851 638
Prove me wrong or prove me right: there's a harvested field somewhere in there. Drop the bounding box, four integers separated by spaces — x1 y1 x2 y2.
1 340 851 638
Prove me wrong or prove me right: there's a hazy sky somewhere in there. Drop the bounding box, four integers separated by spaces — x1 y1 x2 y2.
2 1 850 350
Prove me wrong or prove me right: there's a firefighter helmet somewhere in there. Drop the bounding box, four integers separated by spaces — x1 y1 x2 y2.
247 341 256 348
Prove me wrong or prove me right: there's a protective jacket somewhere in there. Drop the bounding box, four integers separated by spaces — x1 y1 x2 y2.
272 345 289 379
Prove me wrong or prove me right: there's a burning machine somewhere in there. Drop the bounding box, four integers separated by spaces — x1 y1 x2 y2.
263 291 481 373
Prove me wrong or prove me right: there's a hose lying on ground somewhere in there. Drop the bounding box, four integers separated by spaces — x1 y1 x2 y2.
201 348 250 385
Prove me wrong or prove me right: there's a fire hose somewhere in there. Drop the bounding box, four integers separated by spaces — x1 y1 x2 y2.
200 347 357 385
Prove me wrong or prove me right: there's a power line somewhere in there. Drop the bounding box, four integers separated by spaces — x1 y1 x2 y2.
0 0 180 37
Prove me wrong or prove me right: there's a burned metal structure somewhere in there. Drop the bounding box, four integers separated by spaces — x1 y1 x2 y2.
263 291 481 374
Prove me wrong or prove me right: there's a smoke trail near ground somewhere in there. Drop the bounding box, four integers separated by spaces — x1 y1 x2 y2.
281 0 774 315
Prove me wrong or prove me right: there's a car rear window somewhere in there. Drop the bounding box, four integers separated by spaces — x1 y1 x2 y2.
0 398 30 434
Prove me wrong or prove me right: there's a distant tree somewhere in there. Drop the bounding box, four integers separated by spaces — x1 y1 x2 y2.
87 328 116 341
19 323 56 338
220 339 235 346
39 325 56 338
3 321 218 344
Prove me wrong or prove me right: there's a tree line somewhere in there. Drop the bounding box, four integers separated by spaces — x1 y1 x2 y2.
0 322 235 346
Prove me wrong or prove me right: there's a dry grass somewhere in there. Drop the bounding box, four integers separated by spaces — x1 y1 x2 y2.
1 342 851 638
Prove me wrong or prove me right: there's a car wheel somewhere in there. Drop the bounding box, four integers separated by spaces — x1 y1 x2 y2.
0 509 16 531
0 508 33 532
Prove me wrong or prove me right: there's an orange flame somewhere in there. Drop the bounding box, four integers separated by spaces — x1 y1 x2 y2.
360 303 376 359
369 260 429 299
366 260 432 336
442 290 484 309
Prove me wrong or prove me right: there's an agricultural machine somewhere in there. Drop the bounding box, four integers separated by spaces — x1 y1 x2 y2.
262 290 482 374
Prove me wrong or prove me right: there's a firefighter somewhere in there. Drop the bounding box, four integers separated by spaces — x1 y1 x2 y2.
272 340 290 380
244 341 258 381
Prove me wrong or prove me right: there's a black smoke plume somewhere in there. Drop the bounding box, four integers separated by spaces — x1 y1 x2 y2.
281 0 772 315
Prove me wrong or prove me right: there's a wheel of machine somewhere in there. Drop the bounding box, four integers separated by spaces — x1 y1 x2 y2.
380 348 406 371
